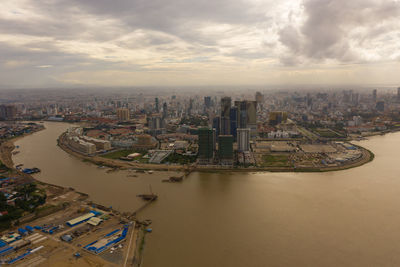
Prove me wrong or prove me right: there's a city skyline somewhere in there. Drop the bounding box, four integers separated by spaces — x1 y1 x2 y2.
1 0 400 89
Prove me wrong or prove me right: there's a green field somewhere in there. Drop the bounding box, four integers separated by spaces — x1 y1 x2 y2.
100 149 137 159
162 153 197 164
261 154 291 167
313 128 343 138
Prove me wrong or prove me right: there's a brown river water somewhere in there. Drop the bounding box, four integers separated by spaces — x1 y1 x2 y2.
12 122 400 267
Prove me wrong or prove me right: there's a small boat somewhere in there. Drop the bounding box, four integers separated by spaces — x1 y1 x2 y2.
12 151 20 155
137 194 158 201
106 168 118 173
147 170 154 174
162 176 183 183
137 185 158 201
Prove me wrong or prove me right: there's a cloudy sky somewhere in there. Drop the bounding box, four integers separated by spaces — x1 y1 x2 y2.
1 0 400 89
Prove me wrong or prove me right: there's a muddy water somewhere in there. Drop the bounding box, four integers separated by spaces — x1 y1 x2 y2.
13 122 400 267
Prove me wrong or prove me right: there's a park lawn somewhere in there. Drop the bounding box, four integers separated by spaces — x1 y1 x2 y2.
314 128 342 138
261 154 291 167
101 149 139 159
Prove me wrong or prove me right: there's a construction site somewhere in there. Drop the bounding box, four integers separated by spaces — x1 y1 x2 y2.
0 187 153 267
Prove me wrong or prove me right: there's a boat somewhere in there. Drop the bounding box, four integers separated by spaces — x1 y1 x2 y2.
162 175 183 183
127 174 138 178
147 170 154 174
12 151 20 155
106 168 118 173
137 185 158 201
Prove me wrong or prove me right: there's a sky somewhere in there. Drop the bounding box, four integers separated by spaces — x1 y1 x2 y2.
1 0 400 89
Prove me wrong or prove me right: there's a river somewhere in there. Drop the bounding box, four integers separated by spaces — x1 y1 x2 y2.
12 122 400 267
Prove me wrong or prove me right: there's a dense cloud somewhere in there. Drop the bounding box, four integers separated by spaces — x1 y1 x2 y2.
279 0 400 64
0 0 399 88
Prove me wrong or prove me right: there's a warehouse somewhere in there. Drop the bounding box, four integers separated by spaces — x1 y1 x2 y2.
66 212 96 227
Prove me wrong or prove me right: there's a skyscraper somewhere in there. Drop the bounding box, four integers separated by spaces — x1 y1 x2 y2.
230 106 238 140
162 102 168 119
220 97 231 135
198 128 215 164
212 116 220 137
372 89 377 102
376 101 385 112
0 105 17 120
255 91 263 103
204 96 211 109
234 100 257 138
397 87 400 101
237 128 250 152
155 97 159 113
149 114 165 135
218 135 234 165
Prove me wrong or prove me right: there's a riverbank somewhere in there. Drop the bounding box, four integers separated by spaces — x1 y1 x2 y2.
0 127 45 169
58 131 374 173
0 126 147 267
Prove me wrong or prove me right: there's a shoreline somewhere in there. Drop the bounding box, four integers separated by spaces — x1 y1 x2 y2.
57 131 375 173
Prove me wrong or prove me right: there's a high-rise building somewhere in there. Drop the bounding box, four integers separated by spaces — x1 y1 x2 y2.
246 101 257 138
149 114 165 135
0 105 17 120
255 91 264 103
255 91 264 110
372 89 377 102
212 116 220 137
162 102 168 119
188 98 194 116
204 96 211 109
237 128 250 152
155 97 159 113
376 101 385 112
397 87 400 101
116 108 130 121
218 135 234 165
230 106 238 140
220 97 231 135
234 100 257 138
198 128 215 164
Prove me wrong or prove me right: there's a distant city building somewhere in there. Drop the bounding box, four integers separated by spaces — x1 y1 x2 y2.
0 105 17 120
212 116 220 137
398 87 400 101
204 96 211 109
155 97 159 113
269 111 288 126
234 100 257 138
237 128 250 152
162 102 168 119
376 101 385 112
255 91 264 103
220 97 231 135
149 114 165 135
372 89 377 102
230 106 238 140
198 128 215 164
188 98 194 116
218 135 234 165
116 108 130 121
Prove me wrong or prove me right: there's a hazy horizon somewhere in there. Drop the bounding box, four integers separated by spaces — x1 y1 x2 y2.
1 0 400 89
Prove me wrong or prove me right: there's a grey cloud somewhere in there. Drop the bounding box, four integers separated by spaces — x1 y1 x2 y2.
279 0 400 64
